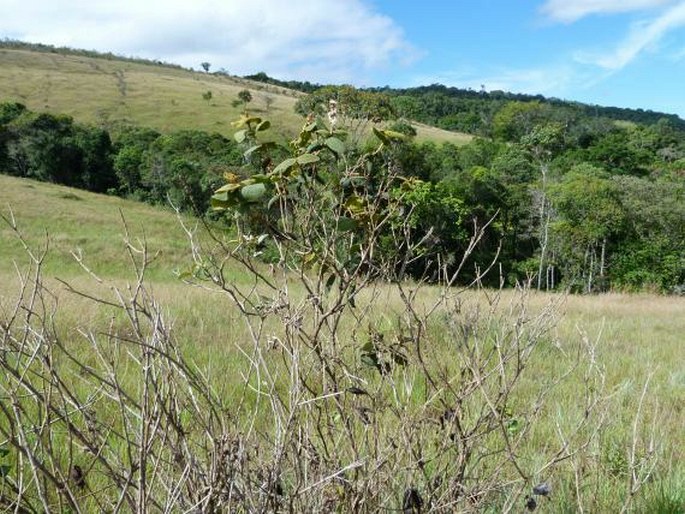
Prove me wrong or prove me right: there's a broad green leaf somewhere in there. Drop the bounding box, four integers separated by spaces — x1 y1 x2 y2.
272 157 297 175
361 354 379 368
251 173 274 184
211 197 231 209
240 183 267 202
256 120 271 131
306 142 324 154
296 153 320 166
325 137 345 157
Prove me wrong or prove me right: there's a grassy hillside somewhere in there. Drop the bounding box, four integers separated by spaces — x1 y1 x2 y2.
0 46 472 144
0 173 194 280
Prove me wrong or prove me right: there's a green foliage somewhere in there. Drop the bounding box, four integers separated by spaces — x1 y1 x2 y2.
610 175 685 291
493 101 554 142
237 89 253 104
142 130 241 213
548 164 624 291
111 125 161 196
1 109 117 192
295 85 395 122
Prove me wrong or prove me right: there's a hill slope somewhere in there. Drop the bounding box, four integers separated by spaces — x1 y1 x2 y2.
0 174 193 279
0 47 304 139
0 45 472 144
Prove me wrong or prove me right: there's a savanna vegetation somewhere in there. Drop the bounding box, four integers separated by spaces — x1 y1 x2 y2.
2 79 683 292
0 43 684 513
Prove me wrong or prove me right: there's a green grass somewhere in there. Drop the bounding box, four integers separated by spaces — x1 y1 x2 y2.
0 174 194 281
0 47 473 145
1 175 683 511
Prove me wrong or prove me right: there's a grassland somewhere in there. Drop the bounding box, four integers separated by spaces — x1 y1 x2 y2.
0 47 472 145
1 174 683 511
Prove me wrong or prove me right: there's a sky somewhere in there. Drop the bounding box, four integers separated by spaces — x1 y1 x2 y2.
2 0 685 118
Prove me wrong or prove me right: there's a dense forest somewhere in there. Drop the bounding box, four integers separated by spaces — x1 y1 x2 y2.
1 71 683 293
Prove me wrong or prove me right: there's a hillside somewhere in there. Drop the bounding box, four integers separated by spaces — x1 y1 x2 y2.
0 46 304 139
0 44 472 144
0 174 193 280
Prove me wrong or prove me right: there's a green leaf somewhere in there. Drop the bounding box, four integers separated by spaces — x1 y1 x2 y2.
211 195 235 210
0 447 8 458
325 137 345 157
240 183 267 202
337 216 358 232
0 465 9 477
272 157 297 175
305 142 324 154
372 127 390 145
344 195 367 217
296 153 320 166
244 144 262 158
215 183 241 194
325 273 336 291
256 120 271 131
361 353 379 368
267 195 280 210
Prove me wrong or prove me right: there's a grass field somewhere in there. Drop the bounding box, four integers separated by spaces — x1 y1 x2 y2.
1 174 683 511
0 47 473 145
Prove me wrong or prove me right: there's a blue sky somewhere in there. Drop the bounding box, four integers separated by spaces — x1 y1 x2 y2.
2 0 684 117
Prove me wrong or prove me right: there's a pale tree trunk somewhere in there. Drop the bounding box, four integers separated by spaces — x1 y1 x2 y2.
587 245 595 294
536 163 550 291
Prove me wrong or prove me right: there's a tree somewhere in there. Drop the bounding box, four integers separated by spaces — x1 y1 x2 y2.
492 101 554 142
548 164 625 292
237 89 252 104
200 61 211 73
520 123 565 290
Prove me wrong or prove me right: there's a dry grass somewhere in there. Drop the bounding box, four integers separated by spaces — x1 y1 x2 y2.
0 48 304 139
0 48 474 146
1 175 684 511
412 121 473 145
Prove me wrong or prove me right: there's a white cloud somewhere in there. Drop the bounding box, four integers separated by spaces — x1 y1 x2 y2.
574 1 685 69
540 0 676 23
0 0 416 83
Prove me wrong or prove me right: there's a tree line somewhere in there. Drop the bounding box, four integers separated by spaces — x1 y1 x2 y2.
294 87 684 293
0 102 242 213
1 98 683 293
